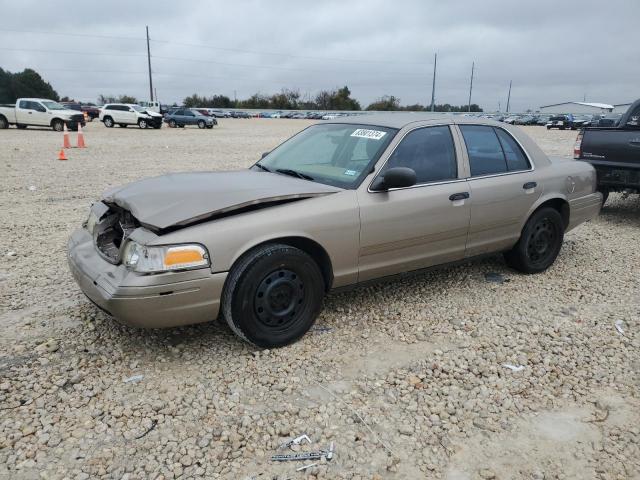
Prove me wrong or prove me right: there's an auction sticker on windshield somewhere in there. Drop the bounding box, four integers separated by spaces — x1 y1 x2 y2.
350 129 387 140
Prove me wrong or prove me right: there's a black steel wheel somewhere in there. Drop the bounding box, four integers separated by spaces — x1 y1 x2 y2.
222 244 325 348
504 207 564 274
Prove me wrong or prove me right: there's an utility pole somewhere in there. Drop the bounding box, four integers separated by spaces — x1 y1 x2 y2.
467 61 475 112
506 80 512 113
146 26 154 102
430 53 437 112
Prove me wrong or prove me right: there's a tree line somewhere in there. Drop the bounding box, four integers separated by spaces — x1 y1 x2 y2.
0 68 59 104
182 89 482 112
0 67 484 112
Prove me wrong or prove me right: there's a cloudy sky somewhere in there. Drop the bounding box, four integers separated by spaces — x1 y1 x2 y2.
1 0 638 111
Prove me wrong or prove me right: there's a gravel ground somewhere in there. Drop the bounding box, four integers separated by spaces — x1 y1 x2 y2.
0 120 638 480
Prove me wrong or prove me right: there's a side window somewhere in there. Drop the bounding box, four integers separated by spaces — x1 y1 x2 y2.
459 125 507 176
495 129 530 171
385 126 457 184
174 110 184 115
18 100 29 109
184 110 195 117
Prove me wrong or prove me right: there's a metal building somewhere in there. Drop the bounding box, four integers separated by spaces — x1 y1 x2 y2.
538 102 614 114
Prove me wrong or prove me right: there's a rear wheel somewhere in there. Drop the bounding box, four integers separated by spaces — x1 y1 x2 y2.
504 207 564 274
103 116 114 128
0 116 8 129
222 244 325 348
598 188 609 206
51 120 63 132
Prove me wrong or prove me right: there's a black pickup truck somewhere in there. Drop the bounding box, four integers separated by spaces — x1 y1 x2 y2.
575 99 640 204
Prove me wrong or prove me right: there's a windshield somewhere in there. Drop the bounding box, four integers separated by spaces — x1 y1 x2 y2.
256 123 397 188
131 105 145 112
41 101 67 111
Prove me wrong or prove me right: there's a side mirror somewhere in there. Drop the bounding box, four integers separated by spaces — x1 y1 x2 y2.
261 151 270 159
371 167 417 191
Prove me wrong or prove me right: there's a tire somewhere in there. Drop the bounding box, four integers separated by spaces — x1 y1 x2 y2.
168 119 176 128
222 244 325 348
546 126 550 130
0 116 8 129
197 120 206 129
504 207 564 274
103 116 114 128
51 120 63 132
598 188 609 206
119 124 128 128
138 119 148 129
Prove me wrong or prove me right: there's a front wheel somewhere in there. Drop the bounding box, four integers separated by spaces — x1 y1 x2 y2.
504 207 564 274
51 120 63 132
197 120 206 129
138 119 148 129
168 119 176 128
222 244 325 348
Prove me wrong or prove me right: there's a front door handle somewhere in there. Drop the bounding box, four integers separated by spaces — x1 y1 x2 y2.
449 192 470 201
523 182 537 189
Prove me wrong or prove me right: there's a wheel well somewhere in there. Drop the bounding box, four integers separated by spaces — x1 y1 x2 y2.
249 237 334 291
535 198 570 229
50 118 63 126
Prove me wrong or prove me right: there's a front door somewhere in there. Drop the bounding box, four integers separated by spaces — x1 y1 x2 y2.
456 124 542 257
357 125 471 282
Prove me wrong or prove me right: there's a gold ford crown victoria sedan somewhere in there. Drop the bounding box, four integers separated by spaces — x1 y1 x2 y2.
68 114 602 347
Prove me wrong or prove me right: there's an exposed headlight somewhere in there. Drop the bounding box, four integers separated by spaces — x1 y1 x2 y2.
86 210 99 236
123 241 210 273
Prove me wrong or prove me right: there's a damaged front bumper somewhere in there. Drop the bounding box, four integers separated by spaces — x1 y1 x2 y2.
67 228 226 328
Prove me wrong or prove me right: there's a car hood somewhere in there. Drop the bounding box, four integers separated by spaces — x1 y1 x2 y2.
102 170 341 230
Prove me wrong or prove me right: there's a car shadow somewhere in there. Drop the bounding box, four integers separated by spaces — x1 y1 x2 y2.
600 195 640 225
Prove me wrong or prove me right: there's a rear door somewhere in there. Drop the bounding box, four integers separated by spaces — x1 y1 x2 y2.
16 100 41 125
183 110 196 125
456 124 541 257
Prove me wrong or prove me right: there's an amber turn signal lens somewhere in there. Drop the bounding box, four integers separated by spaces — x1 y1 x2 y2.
164 247 205 267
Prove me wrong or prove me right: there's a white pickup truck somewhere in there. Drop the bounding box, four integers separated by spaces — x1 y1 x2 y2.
0 98 86 131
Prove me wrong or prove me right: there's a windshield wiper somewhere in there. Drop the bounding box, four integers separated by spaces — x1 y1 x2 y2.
275 168 314 181
254 162 271 172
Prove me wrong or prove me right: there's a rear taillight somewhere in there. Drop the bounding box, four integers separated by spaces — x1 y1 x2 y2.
573 131 583 159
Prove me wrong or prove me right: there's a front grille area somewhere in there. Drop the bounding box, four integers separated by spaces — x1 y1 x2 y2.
94 207 139 264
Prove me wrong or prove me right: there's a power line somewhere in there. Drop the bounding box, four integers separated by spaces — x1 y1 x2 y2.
0 27 430 66
0 46 428 78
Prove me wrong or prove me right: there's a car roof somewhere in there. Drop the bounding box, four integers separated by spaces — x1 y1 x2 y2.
329 113 501 129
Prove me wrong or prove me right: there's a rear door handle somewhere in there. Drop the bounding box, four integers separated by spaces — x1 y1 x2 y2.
449 192 470 201
523 182 537 189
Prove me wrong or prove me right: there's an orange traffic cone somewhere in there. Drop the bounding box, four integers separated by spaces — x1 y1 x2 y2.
58 149 68 161
63 123 71 149
77 123 86 148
